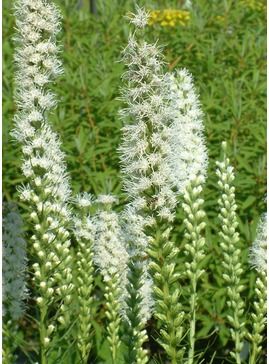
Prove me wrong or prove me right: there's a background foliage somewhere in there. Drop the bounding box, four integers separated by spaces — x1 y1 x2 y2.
3 0 266 362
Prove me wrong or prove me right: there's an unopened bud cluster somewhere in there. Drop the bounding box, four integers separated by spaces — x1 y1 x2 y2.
216 143 245 362
182 175 207 364
183 175 206 281
73 193 95 362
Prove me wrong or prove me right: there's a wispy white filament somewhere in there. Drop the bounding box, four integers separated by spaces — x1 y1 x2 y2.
250 213 267 273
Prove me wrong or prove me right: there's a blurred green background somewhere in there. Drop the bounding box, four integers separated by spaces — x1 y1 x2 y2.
3 0 266 362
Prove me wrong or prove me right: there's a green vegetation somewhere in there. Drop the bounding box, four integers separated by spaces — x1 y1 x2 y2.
3 0 266 363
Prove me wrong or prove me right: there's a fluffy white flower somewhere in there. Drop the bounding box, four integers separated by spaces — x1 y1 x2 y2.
93 196 129 283
250 213 267 273
12 0 73 326
118 18 177 221
139 269 154 323
96 194 118 205
75 192 93 208
127 7 149 29
164 69 208 193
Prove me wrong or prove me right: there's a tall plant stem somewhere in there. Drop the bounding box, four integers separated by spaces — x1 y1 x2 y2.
105 275 121 364
40 305 48 364
123 260 148 364
148 225 184 363
248 271 266 364
216 142 245 363
182 176 206 364
188 279 197 364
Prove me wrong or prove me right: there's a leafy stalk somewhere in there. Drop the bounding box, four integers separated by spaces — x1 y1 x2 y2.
105 274 122 363
216 141 245 364
123 261 149 364
248 213 267 364
248 271 266 364
148 224 184 363
182 175 207 364
73 193 95 363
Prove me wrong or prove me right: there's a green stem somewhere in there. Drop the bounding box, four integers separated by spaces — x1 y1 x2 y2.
3 322 16 364
149 225 184 363
235 328 242 364
40 305 48 364
106 276 121 364
188 279 197 364
123 261 148 364
249 341 258 364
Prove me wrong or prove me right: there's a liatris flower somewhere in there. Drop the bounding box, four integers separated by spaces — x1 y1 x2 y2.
248 213 267 364
119 8 177 223
164 69 208 194
73 193 95 363
182 175 207 364
216 142 245 364
93 195 129 363
3 202 29 364
119 7 184 362
12 1 73 361
119 6 208 362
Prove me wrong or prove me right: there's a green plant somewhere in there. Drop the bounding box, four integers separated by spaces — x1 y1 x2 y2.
3 1 266 363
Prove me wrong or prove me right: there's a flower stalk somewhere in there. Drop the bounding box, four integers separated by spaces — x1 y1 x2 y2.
120 204 153 364
12 1 73 361
216 141 245 364
248 213 267 364
93 195 129 363
182 175 206 364
119 7 208 362
73 193 95 363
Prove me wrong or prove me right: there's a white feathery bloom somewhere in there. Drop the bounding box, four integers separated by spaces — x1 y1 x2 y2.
121 203 150 256
119 9 208 226
93 196 128 283
164 69 208 194
12 0 73 330
3 203 28 321
96 194 118 205
118 9 178 222
12 0 70 205
127 6 149 29
250 213 267 273
74 192 93 208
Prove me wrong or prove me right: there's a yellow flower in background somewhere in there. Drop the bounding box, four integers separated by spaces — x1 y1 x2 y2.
239 0 266 11
148 9 190 27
